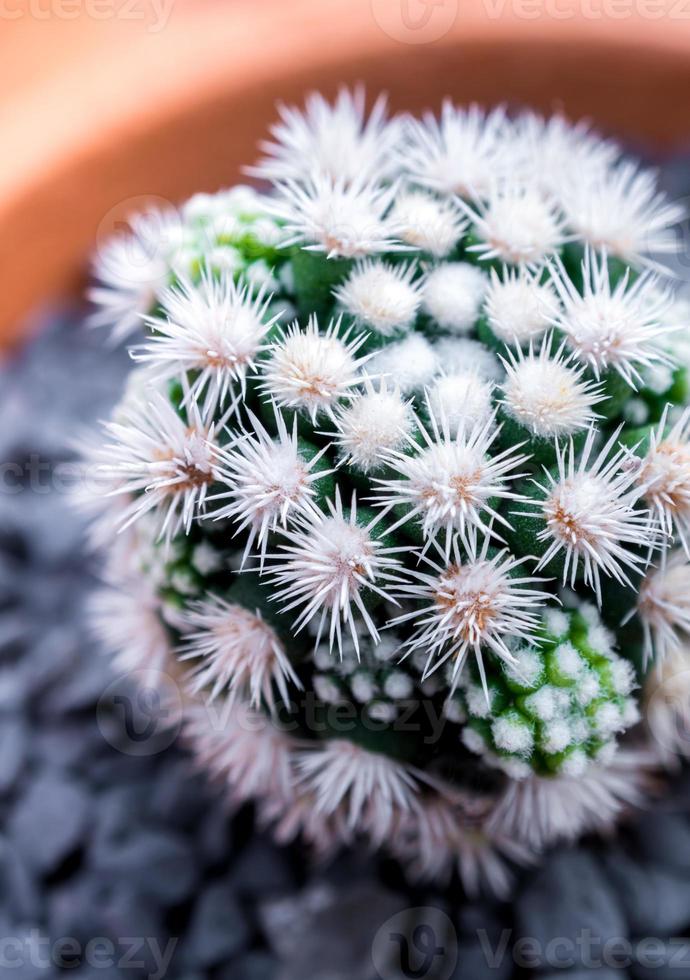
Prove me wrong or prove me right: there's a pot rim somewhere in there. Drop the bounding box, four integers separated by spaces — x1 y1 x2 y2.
2 5 690 345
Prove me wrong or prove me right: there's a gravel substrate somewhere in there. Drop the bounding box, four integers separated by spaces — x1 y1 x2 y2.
3 146 690 979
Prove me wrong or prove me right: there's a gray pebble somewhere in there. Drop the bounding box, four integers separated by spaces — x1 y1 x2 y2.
32 716 106 772
47 877 111 946
90 829 198 906
0 667 27 715
0 718 27 793
632 812 690 872
91 783 150 848
20 624 81 703
182 881 251 968
630 938 690 979
147 759 209 831
193 803 232 868
603 850 690 936
8 771 91 875
452 938 513 980
217 951 277 979
0 837 42 922
231 837 296 898
260 881 406 980
40 652 109 716
516 849 628 969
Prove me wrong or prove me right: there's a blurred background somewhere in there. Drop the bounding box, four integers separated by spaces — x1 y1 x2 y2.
2 2 690 978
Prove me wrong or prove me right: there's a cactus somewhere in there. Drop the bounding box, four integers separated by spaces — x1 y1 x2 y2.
82 91 690 895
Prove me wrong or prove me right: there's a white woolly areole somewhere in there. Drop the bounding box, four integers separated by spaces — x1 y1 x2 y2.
543 607 570 638
485 267 559 345
531 426 654 603
634 407 690 558
392 536 550 695
367 333 438 393
587 623 614 658
557 160 684 267
500 338 604 440
487 748 654 849
637 550 690 664
375 406 528 554
383 672 414 700
611 659 636 697
208 406 329 565
554 641 584 680
461 727 487 755
101 385 220 546
88 209 182 343
422 262 488 334
296 739 422 844
184 698 300 806
182 184 269 224
179 595 300 710
432 337 503 382
332 378 413 473
191 542 222 576
492 714 534 756
252 88 401 184
269 173 404 258
427 372 494 433
334 260 421 336
593 702 624 738
402 101 508 198
260 316 367 421
509 112 617 198
540 719 573 754
135 273 278 418
575 671 601 706
624 399 650 427
463 183 566 266
89 585 173 681
644 362 675 396
465 683 495 719
313 674 342 705
350 672 377 703
524 686 558 722
493 755 534 780
390 190 466 258
549 249 677 387
503 646 544 689
267 492 405 655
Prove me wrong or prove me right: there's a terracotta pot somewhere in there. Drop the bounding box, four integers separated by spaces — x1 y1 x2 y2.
2 0 690 346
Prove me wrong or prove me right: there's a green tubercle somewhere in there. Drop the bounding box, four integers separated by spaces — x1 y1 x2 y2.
454 605 638 778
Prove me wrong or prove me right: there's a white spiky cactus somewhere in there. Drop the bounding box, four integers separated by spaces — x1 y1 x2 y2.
81 89 690 895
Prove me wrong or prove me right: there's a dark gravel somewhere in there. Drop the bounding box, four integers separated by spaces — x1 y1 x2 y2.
2 147 690 978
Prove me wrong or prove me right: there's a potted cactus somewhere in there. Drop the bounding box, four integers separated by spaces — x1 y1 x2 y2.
82 90 690 895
